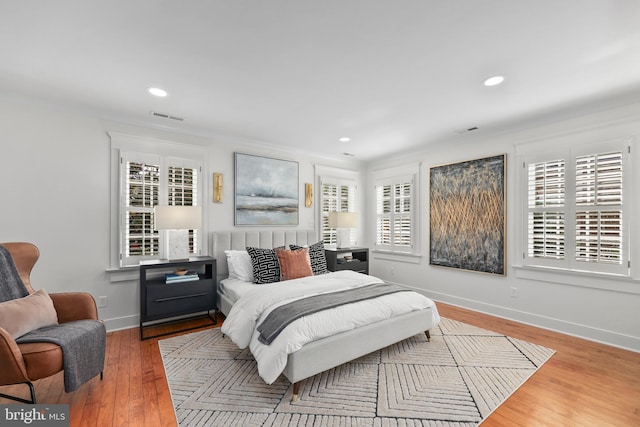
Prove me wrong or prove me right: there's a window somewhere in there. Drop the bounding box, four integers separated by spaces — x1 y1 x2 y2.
375 175 415 253
121 154 201 266
523 139 629 275
320 178 356 245
574 152 623 264
124 157 160 258
110 133 205 268
527 158 565 260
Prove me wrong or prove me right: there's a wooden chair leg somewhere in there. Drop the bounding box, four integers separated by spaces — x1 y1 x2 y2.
291 382 300 402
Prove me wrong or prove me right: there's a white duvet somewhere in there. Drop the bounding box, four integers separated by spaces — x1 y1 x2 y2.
221 270 439 384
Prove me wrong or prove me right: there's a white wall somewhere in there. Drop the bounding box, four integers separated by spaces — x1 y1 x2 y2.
0 97 362 331
365 101 640 352
2 95 638 352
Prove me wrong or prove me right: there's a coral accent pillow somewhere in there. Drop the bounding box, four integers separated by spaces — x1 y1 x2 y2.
0 289 59 339
290 241 329 275
276 248 313 281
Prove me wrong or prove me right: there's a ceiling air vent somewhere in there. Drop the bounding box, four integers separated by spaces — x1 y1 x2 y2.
150 111 184 122
454 126 479 134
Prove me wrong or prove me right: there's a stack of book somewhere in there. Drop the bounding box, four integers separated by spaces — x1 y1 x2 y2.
165 270 200 284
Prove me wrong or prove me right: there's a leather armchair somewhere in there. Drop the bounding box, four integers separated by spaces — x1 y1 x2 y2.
0 242 101 404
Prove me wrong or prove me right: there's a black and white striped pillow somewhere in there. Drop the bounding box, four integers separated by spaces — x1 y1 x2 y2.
246 247 281 284
290 241 329 275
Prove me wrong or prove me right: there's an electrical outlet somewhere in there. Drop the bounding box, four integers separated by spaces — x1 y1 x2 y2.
510 287 518 298
98 296 108 308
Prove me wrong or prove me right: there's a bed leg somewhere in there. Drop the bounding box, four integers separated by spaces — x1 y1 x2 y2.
425 330 431 342
291 382 300 402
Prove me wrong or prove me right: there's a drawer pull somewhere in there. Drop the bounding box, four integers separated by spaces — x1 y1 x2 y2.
155 292 208 303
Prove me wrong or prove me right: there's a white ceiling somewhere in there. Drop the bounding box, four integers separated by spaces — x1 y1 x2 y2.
2 1 640 162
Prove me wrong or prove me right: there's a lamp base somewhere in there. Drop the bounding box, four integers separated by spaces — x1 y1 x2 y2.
336 228 350 249
166 229 190 261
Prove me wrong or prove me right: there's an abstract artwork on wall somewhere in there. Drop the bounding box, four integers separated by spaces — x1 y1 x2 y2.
234 153 299 225
429 154 506 275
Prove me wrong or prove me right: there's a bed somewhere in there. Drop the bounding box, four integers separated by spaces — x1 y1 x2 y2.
213 230 440 401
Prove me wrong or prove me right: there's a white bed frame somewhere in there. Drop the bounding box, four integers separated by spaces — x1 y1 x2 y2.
212 230 437 401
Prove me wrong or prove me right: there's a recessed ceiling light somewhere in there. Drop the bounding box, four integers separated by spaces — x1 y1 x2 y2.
483 75 505 87
339 137 351 142
147 87 168 97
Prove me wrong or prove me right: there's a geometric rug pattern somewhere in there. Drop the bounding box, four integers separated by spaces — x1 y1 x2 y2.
159 317 555 427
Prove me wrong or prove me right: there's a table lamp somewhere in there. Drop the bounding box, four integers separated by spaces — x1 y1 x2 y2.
154 205 202 260
328 212 357 248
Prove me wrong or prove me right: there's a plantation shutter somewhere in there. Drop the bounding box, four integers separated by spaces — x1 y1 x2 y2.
111 133 207 268
523 140 628 276
375 175 414 252
120 153 202 266
320 177 356 245
376 184 391 245
122 153 161 261
574 151 623 265
527 159 566 260
321 182 338 244
394 182 412 247
167 158 200 255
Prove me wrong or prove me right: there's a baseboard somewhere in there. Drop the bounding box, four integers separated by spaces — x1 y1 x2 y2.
391 282 640 353
102 314 139 333
102 311 216 334
101 285 639 353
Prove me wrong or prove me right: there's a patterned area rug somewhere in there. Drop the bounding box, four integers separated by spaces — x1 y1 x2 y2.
159 317 555 426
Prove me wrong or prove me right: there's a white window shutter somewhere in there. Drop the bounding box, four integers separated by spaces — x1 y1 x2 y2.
375 175 414 252
523 141 628 276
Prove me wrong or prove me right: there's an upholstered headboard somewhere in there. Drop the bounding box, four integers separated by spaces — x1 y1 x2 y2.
212 230 318 283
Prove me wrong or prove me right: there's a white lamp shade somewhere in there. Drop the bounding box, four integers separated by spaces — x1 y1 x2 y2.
328 212 358 228
154 206 202 230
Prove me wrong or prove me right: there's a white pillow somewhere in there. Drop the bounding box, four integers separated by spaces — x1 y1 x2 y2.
224 250 254 282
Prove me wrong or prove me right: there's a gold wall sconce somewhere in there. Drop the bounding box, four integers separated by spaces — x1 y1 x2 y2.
305 183 313 207
213 173 223 203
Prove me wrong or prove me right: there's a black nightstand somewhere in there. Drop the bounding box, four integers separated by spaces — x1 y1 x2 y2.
139 256 217 340
325 247 369 275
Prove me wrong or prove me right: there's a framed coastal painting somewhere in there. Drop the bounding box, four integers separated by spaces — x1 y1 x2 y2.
234 153 299 226
429 154 506 275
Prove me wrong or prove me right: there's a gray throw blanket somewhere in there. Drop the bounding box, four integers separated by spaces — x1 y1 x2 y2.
0 245 29 302
0 245 105 392
257 283 411 345
17 320 106 392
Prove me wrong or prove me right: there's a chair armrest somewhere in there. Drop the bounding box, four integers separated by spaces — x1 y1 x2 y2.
49 292 99 323
0 327 29 385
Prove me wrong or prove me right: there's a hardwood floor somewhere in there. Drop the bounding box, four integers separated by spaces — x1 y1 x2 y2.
1 304 639 426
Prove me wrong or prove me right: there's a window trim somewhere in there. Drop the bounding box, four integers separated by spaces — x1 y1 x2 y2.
372 163 420 255
314 165 360 247
319 176 357 246
514 264 640 295
109 133 207 269
519 137 631 277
